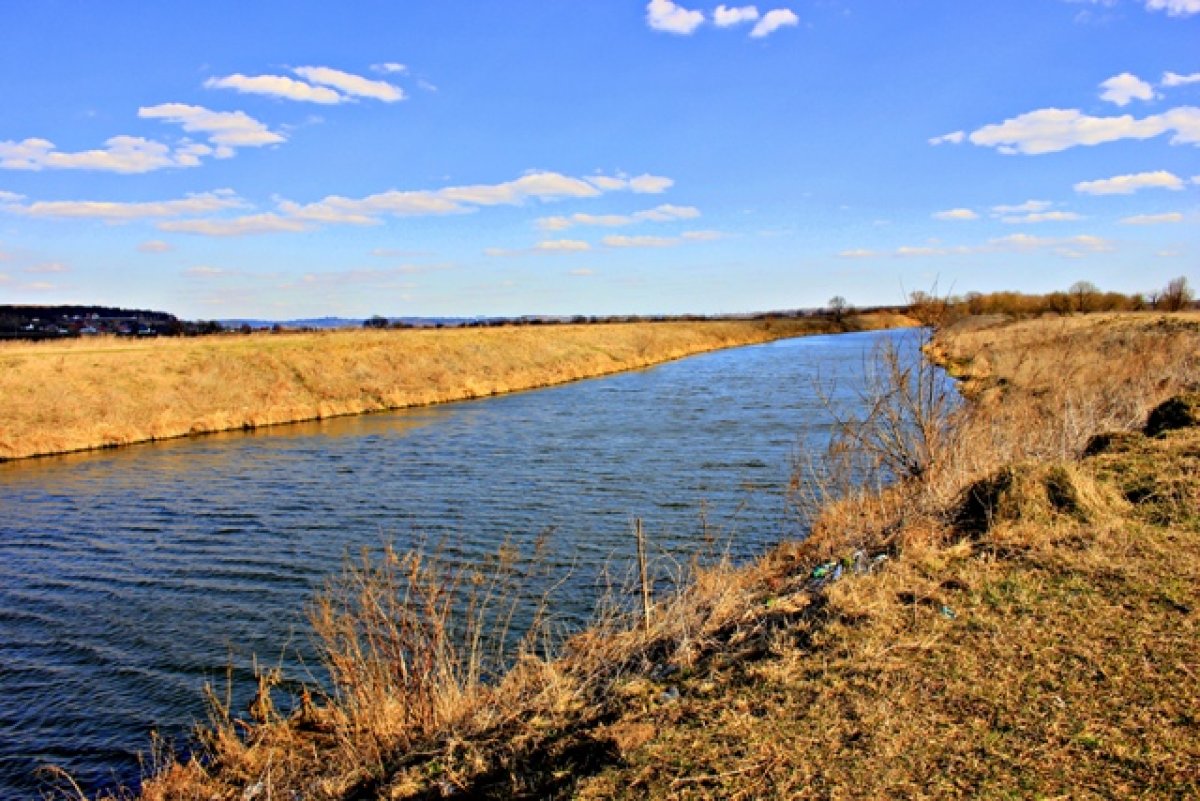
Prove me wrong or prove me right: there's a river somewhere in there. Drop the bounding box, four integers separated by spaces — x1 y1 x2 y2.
0 328 924 797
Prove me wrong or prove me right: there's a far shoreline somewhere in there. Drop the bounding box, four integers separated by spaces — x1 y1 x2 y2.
0 315 916 464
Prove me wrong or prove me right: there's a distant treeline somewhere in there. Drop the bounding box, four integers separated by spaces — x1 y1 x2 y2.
0 305 220 340
360 306 911 330
905 275 1195 326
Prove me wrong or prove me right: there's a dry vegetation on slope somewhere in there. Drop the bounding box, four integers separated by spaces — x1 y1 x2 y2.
84 312 1198 800
0 316 908 462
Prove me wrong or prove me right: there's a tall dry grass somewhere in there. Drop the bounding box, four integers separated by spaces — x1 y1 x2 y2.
0 316 909 462
107 311 1200 800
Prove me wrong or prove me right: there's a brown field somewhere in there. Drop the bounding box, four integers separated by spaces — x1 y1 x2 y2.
74 311 1200 800
0 315 910 462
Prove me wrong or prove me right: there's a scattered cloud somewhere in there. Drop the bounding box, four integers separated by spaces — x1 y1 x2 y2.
536 203 699 231
999 211 1083 223
24 261 69 274
967 105 1200 154
293 66 405 102
1120 212 1184 224
681 229 724 240
1163 71 1200 87
1145 0 1200 16
184 265 227 276
0 190 27 202
646 0 705 34
932 208 978 221
0 135 204 173
750 8 799 37
992 200 1052 215
138 171 675 238
1074 169 1186 194
1099 72 1155 105
568 268 595 276
3 190 244 221
139 103 285 156
535 239 591 252
160 213 311 236
138 239 174 253
603 234 678 248
928 131 966 146
840 233 1114 261
11 193 239 224
204 73 343 104
371 62 407 75
713 5 759 26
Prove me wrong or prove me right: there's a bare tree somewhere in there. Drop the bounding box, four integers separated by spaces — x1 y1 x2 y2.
1069 281 1099 313
1158 276 1194 312
828 295 851 322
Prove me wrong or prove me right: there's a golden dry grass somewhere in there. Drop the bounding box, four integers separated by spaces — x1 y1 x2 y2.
0 316 907 462
105 311 1200 800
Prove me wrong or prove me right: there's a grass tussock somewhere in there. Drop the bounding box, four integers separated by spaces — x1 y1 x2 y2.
99 311 1200 800
0 316 908 462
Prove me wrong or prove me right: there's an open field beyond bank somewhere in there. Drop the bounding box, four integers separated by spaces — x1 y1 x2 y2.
0 315 910 462
69 312 1200 799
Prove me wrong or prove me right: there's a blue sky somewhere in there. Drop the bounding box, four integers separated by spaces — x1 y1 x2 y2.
0 1 1197 319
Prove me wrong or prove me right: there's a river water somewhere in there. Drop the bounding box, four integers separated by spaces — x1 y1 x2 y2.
0 328 922 797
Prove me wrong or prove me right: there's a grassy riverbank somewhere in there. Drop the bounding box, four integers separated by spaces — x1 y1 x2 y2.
0 315 910 462
107 312 1199 799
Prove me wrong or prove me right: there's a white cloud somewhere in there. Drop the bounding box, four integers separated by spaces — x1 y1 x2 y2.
536 203 700 231
1120 212 1184 224
1074 170 1186 194
569 268 595 276
139 104 285 154
441 172 601 205
646 0 705 34
96 170 676 238
852 233 1115 260
1145 0 1200 16
371 62 408 74
990 233 1114 253
1162 71 1200 87
137 240 174 253
681 229 724 240
714 5 759 26
991 200 1052 214
928 131 965 146
535 239 591 252
750 8 799 37
4 190 245 221
1099 72 1155 106
184 265 227 276
627 174 675 193
293 66 405 102
24 261 69 274
999 211 1083 223
603 234 678 248
0 135 204 173
205 73 344 104
160 213 310 237
0 190 26 202
968 105 1200 154
932 208 978 221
